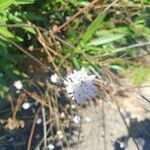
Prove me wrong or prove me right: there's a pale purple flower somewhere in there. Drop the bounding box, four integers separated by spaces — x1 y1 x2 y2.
64 67 95 103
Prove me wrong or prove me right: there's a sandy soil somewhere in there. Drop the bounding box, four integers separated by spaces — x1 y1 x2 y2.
69 85 150 150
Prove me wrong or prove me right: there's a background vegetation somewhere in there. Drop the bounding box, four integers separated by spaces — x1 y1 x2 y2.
0 0 150 97
0 1 150 150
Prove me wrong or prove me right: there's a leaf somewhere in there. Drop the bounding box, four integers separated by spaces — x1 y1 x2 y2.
72 56 80 69
0 0 35 12
84 46 114 54
13 0 35 5
77 13 106 48
0 40 8 47
23 26 36 34
13 69 28 78
87 34 125 46
108 65 124 71
0 0 13 12
96 27 132 36
0 84 8 98
0 27 23 41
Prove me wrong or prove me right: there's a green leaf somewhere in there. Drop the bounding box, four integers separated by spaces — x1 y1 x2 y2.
96 27 132 36
0 0 35 12
13 69 28 78
87 34 125 46
108 65 124 71
0 27 23 41
72 56 80 69
13 0 35 5
0 84 8 98
0 27 15 38
23 26 36 34
78 13 106 48
0 40 8 47
0 0 13 12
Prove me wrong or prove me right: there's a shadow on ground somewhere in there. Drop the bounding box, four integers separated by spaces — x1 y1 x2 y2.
114 118 150 150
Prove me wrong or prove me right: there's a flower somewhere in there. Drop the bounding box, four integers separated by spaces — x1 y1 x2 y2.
50 74 58 83
14 80 23 90
71 104 76 109
36 118 42 124
22 102 31 110
64 67 95 103
48 143 55 150
73 115 81 124
120 142 126 148
57 130 64 140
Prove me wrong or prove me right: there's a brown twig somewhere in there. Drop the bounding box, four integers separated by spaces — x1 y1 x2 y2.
0 23 47 32
12 93 26 120
27 107 41 150
52 0 98 34
0 34 47 69
95 3 150 9
42 106 47 149
99 41 150 57
54 35 76 50
23 89 50 107
36 28 60 74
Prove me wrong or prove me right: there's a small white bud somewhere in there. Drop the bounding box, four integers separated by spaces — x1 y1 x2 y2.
73 115 81 124
60 112 65 119
57 130 62 136
120 142 126 148
14 80 23 90
48 143 55 150
22 102 31 110
36 118 42 124
71 104 76 109
50 74 58 83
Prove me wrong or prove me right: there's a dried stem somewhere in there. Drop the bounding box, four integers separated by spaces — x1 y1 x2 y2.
42 106 47 149
12 93 26 120
52 0 98 34
27 107 41 150
0 34 47 69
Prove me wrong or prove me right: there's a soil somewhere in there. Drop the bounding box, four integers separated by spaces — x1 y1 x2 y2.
69 85 150 150
0 76 149 150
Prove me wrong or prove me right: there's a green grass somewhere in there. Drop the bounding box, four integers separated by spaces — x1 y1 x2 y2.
0 0 150 97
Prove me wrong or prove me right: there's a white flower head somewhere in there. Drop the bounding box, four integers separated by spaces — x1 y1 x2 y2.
48 143 55 150
120 142 126 148
14 80 23 90
64 67 95 103
71 104 76 110
57 130 63 140
50 74 58 83
36 118 42 124
73 115 81 124
22 102 31 110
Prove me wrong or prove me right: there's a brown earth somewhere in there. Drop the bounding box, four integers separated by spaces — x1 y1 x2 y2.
69 85 150 150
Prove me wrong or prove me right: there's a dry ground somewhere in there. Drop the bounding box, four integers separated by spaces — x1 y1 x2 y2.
69 85 150 150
